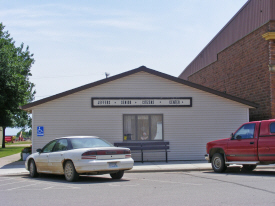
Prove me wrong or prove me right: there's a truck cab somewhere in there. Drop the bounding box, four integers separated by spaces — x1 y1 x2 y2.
205 119 275 172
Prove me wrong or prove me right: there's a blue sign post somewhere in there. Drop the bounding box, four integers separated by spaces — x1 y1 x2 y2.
37 126 44 136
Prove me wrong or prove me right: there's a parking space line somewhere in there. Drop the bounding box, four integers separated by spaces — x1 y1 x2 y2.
43 186 54 190
192 172 270 180
42 183 80 189
0 177 16 182
6 182 42 191
141 178 202 186
0 180 26 186
109 183 140 187
18 186 80 190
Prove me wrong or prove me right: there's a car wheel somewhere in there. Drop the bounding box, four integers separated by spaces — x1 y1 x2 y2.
211 153 227 173
110 170 124 179
29 159 39 178
243 165 256 171
64 161 79 182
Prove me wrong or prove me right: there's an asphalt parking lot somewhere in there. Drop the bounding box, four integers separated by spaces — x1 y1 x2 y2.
0 174 81 192
2 168 275 206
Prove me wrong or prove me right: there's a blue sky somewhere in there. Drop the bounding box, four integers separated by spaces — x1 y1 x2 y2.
1 0 248 135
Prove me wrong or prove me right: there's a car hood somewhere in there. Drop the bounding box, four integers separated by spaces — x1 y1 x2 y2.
206 138 229 154
208 138 229 144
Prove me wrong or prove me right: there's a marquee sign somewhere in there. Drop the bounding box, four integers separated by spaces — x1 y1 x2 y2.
92 97 192 107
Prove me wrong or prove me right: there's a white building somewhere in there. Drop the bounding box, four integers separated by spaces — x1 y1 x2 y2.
22 66 257 161
0 127 2 146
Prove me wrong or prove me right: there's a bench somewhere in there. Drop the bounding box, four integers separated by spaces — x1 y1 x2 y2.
114 141 169 163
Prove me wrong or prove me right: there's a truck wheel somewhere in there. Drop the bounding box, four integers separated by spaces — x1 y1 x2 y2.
243 165 256 171
211 153 227 173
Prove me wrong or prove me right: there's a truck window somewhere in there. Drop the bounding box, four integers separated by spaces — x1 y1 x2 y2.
233 123 255 139
270 122 275 133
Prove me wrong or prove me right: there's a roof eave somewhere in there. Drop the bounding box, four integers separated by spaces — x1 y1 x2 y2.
21 66 258 110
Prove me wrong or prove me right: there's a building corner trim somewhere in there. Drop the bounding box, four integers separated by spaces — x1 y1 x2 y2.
262 32 275 40
269 65 275 72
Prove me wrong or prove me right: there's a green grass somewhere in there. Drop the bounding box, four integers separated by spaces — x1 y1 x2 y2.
6 141 32 145
0 147 25 158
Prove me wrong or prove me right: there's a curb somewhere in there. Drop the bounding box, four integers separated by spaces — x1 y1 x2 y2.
126 168 212 173
0 172 29 176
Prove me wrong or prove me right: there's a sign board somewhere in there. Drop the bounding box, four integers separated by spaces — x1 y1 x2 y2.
92 97 192 107
37 126 44 136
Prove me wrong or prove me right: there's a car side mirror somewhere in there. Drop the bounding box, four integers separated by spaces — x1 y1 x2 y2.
236 135 242 140
36 148 42 153
231 133 234 140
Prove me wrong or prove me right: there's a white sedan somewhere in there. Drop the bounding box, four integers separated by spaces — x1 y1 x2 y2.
25 136 134 181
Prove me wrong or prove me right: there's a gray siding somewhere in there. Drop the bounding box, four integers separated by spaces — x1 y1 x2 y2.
31 72 249 161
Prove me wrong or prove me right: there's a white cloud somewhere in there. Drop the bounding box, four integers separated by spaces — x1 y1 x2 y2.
85 18 157 31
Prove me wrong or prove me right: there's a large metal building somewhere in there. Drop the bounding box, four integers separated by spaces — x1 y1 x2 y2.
179 0 275 121
22 66 257 161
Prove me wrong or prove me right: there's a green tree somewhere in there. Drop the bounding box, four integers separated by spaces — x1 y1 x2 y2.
0 23 35 148
16 129 32 138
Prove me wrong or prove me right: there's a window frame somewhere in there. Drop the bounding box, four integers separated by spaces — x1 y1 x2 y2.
123 114 164 141
233 123 256 140
52 139 70 152
270 122 275 133
41 140 58 153
68 137 114 149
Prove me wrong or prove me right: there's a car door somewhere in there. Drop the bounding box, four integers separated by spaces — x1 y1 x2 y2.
48 139 69 174
226 123 258 162
35 140 57 172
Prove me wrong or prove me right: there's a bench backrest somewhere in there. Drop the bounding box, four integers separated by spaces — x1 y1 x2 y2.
114 141 169 150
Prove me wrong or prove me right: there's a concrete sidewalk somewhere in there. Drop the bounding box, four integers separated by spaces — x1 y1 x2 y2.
128 161 212 173
3 153 275 176
0 153 213 175
0 153 27 175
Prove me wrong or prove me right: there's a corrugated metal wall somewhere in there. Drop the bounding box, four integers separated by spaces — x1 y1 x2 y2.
31 72 249 161
179 0 275 80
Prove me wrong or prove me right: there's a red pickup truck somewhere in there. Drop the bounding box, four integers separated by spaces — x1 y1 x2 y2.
205 119 275 172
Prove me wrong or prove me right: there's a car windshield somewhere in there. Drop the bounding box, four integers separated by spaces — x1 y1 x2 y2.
70 138 114 149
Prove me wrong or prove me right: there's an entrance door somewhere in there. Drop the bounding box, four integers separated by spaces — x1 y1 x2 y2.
35 140 57 172
226 123 258 162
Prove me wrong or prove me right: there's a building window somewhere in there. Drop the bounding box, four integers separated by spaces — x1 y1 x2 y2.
123 114 163 141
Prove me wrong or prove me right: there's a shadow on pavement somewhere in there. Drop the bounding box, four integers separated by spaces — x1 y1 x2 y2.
203 166 275 177
0 161 25 169
7 173 131 184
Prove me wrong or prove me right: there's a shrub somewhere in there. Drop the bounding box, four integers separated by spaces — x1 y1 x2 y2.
22 146 32 153
21 146 32 161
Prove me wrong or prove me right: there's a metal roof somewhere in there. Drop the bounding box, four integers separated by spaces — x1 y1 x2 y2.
179 0 275 80
21 66 258 110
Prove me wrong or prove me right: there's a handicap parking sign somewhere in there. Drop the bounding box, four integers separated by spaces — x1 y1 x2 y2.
37 126 44 136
